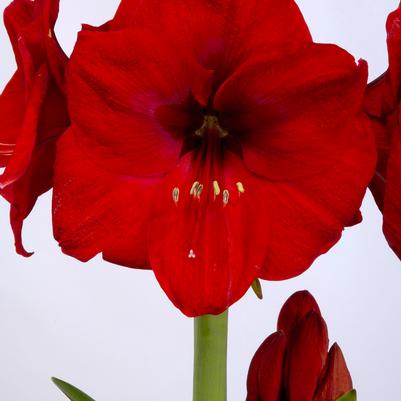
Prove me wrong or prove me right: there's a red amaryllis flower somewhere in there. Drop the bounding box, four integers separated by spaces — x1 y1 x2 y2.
363 3 401 260
0 0 69 255
53 0 375 316
246 291 354 401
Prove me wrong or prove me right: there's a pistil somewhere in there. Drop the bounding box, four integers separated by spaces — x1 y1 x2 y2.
171 114 245 208
195 115 228 138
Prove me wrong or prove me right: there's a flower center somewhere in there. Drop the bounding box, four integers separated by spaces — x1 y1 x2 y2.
194 115 228 138
171 114 245 211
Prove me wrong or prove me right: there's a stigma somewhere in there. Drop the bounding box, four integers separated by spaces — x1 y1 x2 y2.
195 115 228 138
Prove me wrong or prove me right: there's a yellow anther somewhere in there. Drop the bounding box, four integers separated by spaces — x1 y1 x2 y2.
223 189 229 206
190 181 200 195
195 184 204 198
48 29 52 38
213 180 221 198
172 187 180 204
236 182 245 195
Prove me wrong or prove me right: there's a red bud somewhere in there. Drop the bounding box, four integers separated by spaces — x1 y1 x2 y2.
313 343 353 401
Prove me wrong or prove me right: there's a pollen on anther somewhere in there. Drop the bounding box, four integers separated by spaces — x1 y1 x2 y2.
172 187 180 204
223 189 229 206
188 249 196 259
213 180 221 198
236 182 245 194
190 181 200 195
195 184 204 199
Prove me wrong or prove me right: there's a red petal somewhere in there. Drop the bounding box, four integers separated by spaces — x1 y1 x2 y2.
0 72 24 167
0 66 49 256
313 343 353 401
68 28 212 177
382 127 401 258
363 73 394 119
259 116 375 280
366 116 392 212
110 0 311 91
277 291 321 337
147 151 271 317
0 0 68 255
258 332 287 401
214 44 368 181
53 128 159 268
246 331 286 401
363 4 401 260
386 4 401 92
2 135 58 257
363 74 395 212
0 67 47 188
4 0 67 87
0 72 68 255
9 206 33 257
285 311 328 401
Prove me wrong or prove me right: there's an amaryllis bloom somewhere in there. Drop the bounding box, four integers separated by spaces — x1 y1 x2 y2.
246 291 355 401
53 0 375 316
363 3 401 260
0 0 69 255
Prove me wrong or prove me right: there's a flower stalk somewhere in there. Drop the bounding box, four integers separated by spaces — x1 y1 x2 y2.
193 310 228 401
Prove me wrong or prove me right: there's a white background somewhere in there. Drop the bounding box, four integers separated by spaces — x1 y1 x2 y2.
0 1 400 400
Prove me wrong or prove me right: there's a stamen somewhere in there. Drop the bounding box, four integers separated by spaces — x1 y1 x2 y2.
188 249 196 259
236 182 245 195
190 181 200 195
172 187 180 204
194 125 204 137
195 184 204 199
213 180 221 198
223 189 229 206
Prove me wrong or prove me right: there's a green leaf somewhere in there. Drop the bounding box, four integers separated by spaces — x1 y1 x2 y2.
51 377 96 401
335 389 357 401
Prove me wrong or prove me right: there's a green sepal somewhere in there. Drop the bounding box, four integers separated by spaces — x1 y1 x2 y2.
335 389 357 401
251 279 263 300
51 377 96 401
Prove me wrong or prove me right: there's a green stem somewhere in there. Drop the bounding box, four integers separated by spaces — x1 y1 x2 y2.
193 310 228 401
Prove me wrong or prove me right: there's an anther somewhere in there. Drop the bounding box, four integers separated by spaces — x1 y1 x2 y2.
223 189 229 206
172 187 180 204
190 181 200 196
188 249 196 259
195 184 204 199
236 182 245 195
213 180 221 198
